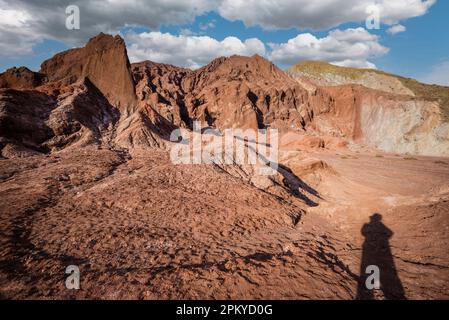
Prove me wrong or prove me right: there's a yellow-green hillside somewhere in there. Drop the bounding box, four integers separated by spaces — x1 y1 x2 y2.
289 61 449 121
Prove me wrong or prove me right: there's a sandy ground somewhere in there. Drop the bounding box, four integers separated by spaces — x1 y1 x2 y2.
0 145 448 299
304 150 449 299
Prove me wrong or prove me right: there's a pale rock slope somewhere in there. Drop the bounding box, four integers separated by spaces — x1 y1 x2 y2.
289 61 449 156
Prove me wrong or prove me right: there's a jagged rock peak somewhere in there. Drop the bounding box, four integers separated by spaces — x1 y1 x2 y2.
40 33 137 110
198 54 285 78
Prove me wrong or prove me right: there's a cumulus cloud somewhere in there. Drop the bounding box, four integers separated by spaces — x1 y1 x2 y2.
125 32 266 69
218 0 435 30
269 28 389 68
0 7 31 27
387 24 407 35
0 4 43 56
0 0 435 58
419 60 449 86
0 0 219 56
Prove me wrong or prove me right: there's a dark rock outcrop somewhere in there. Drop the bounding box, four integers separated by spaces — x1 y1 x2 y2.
0 67 46 89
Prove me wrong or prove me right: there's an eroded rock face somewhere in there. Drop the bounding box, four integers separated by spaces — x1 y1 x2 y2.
307 85 449 156
43 78 120 151
187 55 310 130
289 61 449 156
1 32 449 157
0 88 56 153
0 67 46 90
0 78 120 156
40 33 137 110
132 61 193 128
132 55 324 132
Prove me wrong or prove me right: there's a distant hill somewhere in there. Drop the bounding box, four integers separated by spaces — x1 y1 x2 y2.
289 61 449 122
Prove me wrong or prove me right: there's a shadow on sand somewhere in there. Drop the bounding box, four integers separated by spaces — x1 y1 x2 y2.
356 213 406 300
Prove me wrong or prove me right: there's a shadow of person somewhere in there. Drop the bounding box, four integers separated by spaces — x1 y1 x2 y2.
356 213 406 300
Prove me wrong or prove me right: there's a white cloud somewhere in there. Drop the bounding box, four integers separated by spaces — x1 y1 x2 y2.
0 7 31 27
218 0 435 30
125 32 266 69
0 0 219 56
387 24 407 35
0 28 38 56
269 28 389 68
330 59 377 69
0 3 42 56
419 61 449 86
0 0 435 58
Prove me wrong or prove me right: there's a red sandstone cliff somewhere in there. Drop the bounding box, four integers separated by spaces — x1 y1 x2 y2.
40 33 137 110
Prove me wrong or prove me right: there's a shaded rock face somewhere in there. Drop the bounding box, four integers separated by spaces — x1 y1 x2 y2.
40 33 137 110
132 61 193 128
43 78 120 151
0 89 55 153
0 78 120 156
0 67 46 90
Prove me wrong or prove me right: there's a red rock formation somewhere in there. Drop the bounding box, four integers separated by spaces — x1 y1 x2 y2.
183 55 305 130
40 33 137 110
0 88 55 153
0 67 45 89
1 32 447 156
132 55 315 131
0 78 119 154
132 61 193 128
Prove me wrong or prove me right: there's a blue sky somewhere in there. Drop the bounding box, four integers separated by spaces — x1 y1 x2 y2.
0 0 447 85
373 0 449 80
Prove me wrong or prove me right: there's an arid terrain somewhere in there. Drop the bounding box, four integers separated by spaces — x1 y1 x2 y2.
0 33 448 300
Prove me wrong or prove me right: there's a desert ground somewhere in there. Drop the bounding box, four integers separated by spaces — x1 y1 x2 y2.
1 141 448 299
